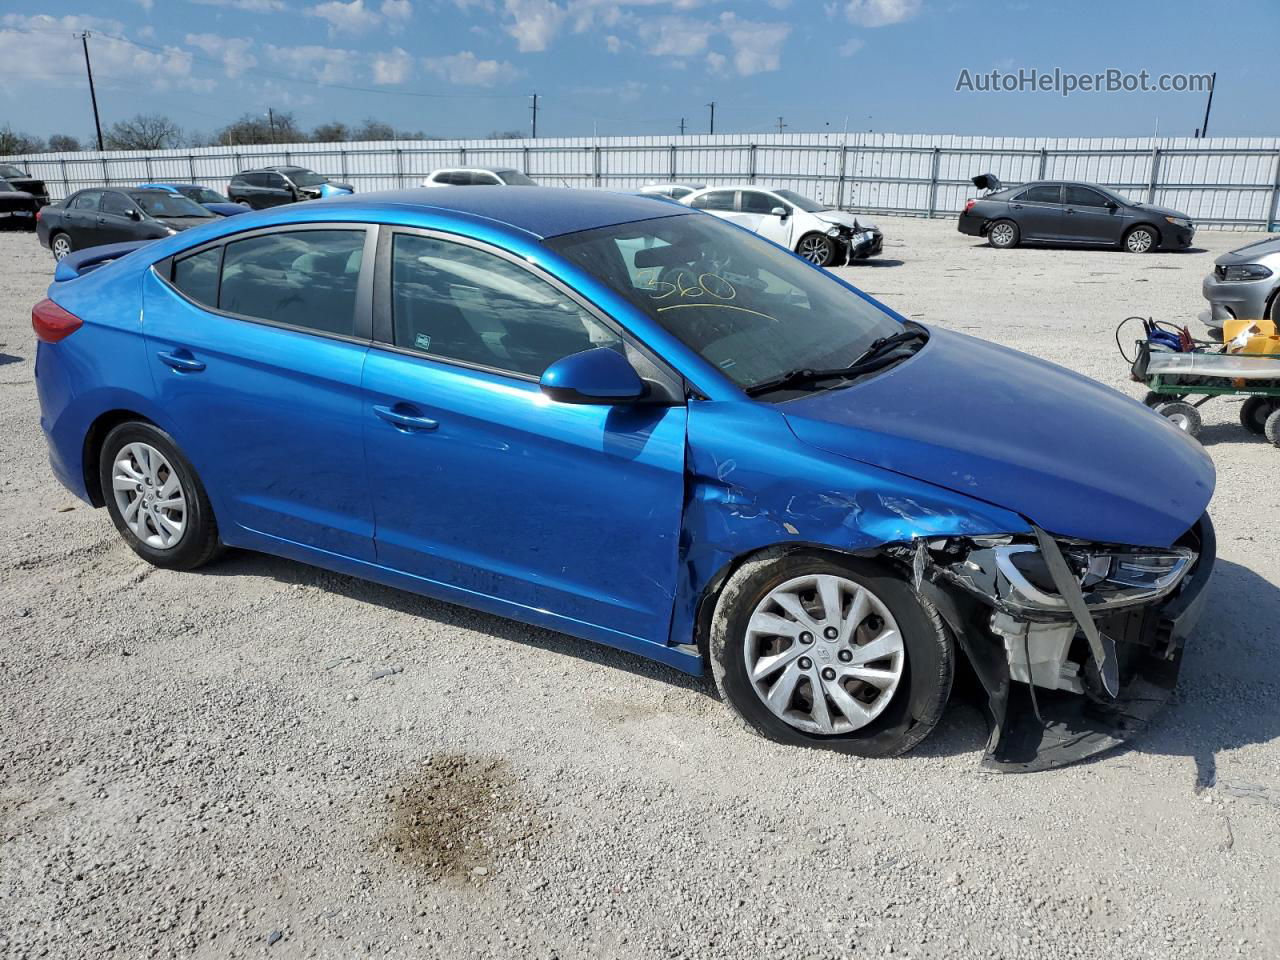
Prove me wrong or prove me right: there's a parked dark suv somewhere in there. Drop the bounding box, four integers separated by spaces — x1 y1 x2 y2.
227 166 353 210
957 173 1195 253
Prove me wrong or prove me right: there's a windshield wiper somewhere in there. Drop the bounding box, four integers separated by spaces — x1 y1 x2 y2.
744 328 928 398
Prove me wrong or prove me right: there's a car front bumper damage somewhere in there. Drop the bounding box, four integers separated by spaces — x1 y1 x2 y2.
903 514 1215 772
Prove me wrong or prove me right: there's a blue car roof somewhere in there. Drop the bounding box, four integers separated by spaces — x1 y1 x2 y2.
138 183 193 191
323 187 688 239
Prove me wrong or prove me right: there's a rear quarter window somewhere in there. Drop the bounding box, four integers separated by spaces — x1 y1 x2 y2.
172 247 222 307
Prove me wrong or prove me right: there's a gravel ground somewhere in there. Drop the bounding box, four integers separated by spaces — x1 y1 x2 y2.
1 219 1278 960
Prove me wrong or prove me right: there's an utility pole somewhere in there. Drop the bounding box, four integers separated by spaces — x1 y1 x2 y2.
79 32 104 151
776 116 786 134
1199 72 1216 139
530 92 538 139
707 101 716 135
267 108 277 143
678 117 686 135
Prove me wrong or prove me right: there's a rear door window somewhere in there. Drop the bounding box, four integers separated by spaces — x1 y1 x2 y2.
691 190 735 211
71 191 102 210
218 229 366 335
1018 185 1063 204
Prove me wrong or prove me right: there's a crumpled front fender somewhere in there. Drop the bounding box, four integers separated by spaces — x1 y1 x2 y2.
670 401 1030 660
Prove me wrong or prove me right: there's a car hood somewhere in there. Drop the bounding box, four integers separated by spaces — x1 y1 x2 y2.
779 326 1214 547
1216 235 1280 265
814 210 879 232
157 216 216 231
203 202 249 217
1133 203 1192 221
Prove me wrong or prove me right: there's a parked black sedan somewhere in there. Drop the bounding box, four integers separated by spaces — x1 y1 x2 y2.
0 178 41 229
957 174 1195 252
37 188 216 261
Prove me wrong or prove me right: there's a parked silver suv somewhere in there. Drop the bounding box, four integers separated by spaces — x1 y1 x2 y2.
1202 235 1280 331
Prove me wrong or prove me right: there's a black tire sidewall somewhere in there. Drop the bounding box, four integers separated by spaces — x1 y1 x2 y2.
798 234 835 266
98 422 218 569
711 554 953 758
1126 226 1158 253
1240 396 1275 435
51 232 73 260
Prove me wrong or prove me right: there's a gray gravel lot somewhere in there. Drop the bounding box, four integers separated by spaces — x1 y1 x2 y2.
1 219 1278 960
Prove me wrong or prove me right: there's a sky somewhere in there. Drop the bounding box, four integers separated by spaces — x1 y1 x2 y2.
0 0 1277 143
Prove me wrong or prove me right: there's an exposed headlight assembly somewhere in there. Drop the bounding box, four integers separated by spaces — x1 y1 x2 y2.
946 538 1195 617
825 226 843 237
1221 263 1273 282
1165 216 1193 228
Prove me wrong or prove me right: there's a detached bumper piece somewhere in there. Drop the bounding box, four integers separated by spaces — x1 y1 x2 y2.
917 514 1215 772
839 229 883 262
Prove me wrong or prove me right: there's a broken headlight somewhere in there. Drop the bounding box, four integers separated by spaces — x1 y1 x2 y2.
948 539 1194 616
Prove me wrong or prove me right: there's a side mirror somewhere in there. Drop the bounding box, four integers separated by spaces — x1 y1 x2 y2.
539 347 645 405
127 209 142 221
771 206 788 219
1104 200 1118 210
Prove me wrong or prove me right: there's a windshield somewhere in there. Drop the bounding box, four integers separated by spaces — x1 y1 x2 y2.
498 170 537 186
0 180 13 192
545 213 901 393
773 189 829 213
0 164 24 178
283 169 329 187
177 185 229 204
128 191 213 218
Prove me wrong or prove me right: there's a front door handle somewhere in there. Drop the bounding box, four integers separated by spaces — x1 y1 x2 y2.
373 404 438 432
157 349 205 373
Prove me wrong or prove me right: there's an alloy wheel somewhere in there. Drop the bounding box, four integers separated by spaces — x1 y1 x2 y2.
744 573 905 736
798 235 831 265
52 235 72 260
1126 229 1154 253
111 442 187 550
989 223 1015 247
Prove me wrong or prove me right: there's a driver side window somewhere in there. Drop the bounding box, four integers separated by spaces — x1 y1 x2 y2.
101 192 133 216
740 191 783 215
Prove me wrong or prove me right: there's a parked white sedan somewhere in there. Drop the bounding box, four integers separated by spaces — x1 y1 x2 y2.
422 167 537 187
680 186 883 266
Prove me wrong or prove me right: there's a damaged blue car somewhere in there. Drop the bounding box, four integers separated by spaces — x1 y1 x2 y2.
31 189 1215 770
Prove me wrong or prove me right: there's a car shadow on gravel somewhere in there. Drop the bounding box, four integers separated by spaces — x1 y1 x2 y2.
848 258 904 268
201 550 714 695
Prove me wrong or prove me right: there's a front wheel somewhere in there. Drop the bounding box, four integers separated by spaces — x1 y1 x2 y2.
1240 397 1277 435
50 232 73 261
709 552 953 758
796 233 837 267
99 422 222 570
1155 400 1202 437
1124 225 1158 253
987 219 1019 249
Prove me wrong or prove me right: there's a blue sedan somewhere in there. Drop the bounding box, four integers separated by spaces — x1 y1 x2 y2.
138 183 248 218
30 188 1215 769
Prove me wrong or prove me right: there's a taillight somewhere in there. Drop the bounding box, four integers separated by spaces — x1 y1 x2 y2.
964 199 977 213
34 207 41 222
32 298 83 343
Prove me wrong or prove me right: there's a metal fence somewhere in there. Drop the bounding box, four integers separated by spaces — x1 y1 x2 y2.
5 132 1279 231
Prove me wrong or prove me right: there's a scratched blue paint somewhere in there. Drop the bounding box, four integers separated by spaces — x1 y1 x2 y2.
35 188 1215 678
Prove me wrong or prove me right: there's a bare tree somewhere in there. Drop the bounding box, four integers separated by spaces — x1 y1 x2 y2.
352 118 396 142
47 134 82 153
0 125 46 155
104 114 184 150
214 111 302 146
311 121 351 143
487 129 524 140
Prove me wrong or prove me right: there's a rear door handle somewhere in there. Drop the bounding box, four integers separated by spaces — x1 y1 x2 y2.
373 404 438 432
156 349 206 373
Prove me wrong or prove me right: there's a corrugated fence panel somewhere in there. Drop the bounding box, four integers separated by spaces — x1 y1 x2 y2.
4 133 1278 230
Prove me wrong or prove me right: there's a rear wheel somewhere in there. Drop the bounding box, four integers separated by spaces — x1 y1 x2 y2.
1124 225 1158 253
796 233 837 267
987 220 1019 249
1263 407 1280 448
710 552 953 758
98 422 222 570
1240 397 1277 435
50 232 73 261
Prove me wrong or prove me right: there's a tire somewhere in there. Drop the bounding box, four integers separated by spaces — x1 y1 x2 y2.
1268 290 1280 326
237 200 252 208
50 231 73 261
796 233 837 267
98 422 222 570
709 551 954 758
1265 407 1280 448
1124 225 1158 254
987 219 1019 249
1142 390 1185 408
1155 400 1202 438
1240 396 1277 435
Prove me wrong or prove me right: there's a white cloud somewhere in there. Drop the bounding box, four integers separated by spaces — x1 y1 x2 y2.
638 15 710 58
191 0 287 11
839 0 921 27
186 32 258 78
372 46 413 83
717 13 788 76
380 0 413 25
422 49 519 85
604 33 622 52
705 50 725 73
310 0 381 34
837 36 864 57
501 0 567 52
265 43 361 83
